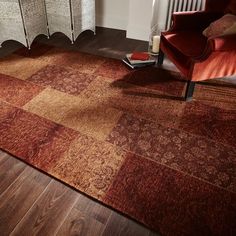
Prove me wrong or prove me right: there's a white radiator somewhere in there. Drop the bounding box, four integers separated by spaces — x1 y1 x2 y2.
166 0 206 29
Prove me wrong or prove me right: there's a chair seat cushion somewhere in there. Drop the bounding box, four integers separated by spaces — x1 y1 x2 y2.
162 30 207 58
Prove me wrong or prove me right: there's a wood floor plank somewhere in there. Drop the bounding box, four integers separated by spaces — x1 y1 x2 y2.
0 167 51 236
0 149 8 164
102 211 153 236
149 231 161 236
75 194 112 225
0 155 26 194
56 208 105 236
0 149 6 156
10 180 79 236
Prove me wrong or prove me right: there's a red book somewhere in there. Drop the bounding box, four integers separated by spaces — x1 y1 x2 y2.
130 52 150 61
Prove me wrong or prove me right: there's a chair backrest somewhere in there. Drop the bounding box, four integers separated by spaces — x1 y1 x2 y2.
205 0 230 12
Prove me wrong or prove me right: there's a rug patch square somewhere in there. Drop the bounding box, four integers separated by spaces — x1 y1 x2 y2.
95 58 133 81
0 104 78 170
104 154 236 236
0 73 44 107
50 135 126 199
178 102 236 147
78 76 124 101
28 65 95 95
24 88 123 141
0 54 49 80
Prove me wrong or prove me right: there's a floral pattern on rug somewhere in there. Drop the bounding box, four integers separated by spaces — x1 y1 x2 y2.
50 135 126 199
28 65 95 95
106 113 236 192
104 154 236 236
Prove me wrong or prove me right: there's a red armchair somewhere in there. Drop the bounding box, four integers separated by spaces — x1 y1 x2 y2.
158 0 236 101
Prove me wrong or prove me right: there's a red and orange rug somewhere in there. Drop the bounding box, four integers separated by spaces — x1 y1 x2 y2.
0 43 236 236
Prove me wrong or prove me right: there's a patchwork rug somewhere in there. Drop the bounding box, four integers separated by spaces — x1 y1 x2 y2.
0 43 236 236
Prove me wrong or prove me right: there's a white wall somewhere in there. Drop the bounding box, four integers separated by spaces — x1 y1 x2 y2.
126 0 153 41
95 0 129 30
95 0 153 41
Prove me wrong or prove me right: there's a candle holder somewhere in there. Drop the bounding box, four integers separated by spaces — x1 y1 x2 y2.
148 35 160 56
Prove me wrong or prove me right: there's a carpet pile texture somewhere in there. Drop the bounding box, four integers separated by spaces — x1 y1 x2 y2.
0 43 236 236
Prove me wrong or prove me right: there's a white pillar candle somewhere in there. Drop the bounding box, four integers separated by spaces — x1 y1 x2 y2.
152 35 160 53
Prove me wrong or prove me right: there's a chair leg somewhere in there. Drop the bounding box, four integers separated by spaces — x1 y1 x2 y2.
158 49 164 66
184 81 195 101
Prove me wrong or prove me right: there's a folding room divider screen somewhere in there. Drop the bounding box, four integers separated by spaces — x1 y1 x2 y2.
0 0 95 49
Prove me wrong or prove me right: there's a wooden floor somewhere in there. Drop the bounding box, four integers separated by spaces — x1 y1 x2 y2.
0 28 160 236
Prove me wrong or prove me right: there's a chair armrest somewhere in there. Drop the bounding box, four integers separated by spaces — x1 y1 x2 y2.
208 34 236 51
192 34 236 62
170 11 223 31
